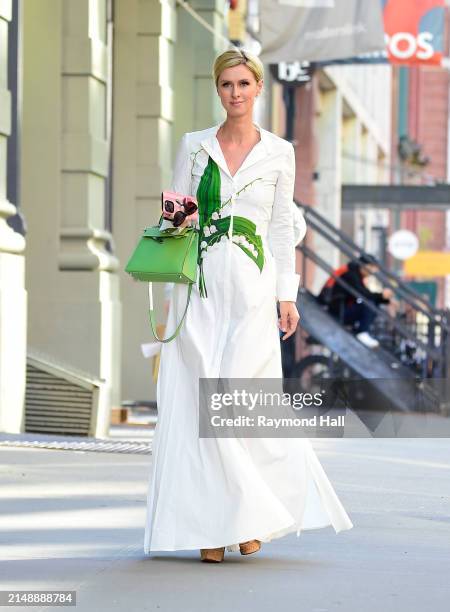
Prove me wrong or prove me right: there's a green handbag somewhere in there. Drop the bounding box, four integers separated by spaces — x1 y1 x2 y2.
125 223 199 343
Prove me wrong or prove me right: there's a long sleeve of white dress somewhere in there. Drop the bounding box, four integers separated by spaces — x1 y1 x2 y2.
267 143 301 302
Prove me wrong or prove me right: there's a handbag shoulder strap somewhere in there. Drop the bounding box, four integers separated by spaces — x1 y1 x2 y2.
148 282 193 343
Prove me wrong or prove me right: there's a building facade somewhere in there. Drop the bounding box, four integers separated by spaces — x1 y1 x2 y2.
0 0 235 433
271 61 392 294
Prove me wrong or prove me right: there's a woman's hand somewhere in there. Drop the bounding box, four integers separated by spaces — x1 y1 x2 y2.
178 217 191 229
278 301 300 340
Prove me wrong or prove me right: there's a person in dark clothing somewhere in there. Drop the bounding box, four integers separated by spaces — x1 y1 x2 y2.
318 254 393 348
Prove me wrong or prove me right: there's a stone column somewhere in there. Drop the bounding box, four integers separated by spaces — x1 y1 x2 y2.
342 116 362 184
173 0 228 141
114 0 227 401
314 87 342 294
359 129 379 252
114 0 178 401
59 0 121 433
0 0 26 433
341 115 362 244
21 0 120 437
190 0 227 130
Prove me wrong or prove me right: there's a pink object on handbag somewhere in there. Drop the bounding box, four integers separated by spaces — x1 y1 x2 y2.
161 191 199 227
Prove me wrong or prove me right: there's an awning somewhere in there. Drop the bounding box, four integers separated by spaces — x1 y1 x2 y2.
260 0 449 68
259 0 385 64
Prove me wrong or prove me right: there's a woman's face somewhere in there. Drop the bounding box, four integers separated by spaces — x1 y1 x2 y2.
216 63 263 119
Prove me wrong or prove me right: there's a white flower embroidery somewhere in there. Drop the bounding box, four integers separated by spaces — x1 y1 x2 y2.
200 241 207 249
211 211 219 220
209 225 217 234
203 226 210 236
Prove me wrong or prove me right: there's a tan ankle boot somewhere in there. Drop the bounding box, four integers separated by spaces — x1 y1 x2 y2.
200 547 225 562
239 539 261 555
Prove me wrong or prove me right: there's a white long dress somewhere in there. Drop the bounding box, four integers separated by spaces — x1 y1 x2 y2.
143 120 353 553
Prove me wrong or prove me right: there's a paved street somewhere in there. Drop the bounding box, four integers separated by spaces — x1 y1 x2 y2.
0 437 449 612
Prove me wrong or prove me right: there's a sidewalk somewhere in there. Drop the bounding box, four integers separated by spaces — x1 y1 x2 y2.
0 438 449 612
0 414 155 455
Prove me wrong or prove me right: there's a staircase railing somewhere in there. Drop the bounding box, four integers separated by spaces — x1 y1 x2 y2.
296 201 450 381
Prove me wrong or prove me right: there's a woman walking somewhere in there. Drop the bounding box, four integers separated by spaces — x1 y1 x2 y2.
144 48 353 562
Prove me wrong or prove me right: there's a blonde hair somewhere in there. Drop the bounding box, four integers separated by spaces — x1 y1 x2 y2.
213 48 264 89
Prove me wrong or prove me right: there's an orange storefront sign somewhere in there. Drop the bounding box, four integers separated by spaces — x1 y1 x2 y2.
383 0 446 66
404 251 450 276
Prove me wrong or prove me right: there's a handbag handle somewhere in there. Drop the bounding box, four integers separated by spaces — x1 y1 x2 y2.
148 282 193 343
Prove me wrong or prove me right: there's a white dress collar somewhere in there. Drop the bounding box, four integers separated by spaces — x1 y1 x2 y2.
200 120 271 180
